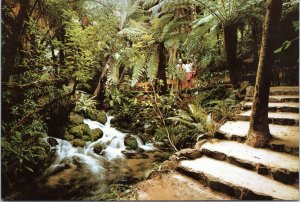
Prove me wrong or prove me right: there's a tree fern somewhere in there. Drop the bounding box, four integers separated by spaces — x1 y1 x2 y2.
130 53 147 86
146 52 159 81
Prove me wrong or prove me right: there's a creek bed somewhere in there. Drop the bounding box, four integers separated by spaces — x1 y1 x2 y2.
21 115 170 200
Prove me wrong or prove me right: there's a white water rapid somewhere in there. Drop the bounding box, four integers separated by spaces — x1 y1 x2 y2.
44 115 156 176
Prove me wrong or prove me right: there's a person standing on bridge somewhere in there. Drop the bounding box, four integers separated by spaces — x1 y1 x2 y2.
176 58 185 93
182 60 195 90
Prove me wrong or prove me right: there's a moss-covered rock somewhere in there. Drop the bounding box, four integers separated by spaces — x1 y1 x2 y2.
84 110 107 124
69 124 91 138
93 143 105 154
71 139 86 147
96 111 107 124
85 110 98 121
82 135 91 141
64 133 74 141
110 117 118 126
91 128 103 141
124 136 138 150
68 112 84 128
136 147 144 153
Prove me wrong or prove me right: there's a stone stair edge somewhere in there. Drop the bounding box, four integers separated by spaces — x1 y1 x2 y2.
214 120 299 155
177 157 299 200
199 139 299 184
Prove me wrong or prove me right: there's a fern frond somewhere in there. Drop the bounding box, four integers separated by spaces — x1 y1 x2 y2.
146 52 159 81
130 53 147 86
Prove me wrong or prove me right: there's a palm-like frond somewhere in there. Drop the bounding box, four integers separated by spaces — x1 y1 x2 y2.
130 53 147 86
146 52 159 81
167 104 216 134
195 0 263 24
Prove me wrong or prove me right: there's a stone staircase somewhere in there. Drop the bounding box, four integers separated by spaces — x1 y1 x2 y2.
177 86 299 200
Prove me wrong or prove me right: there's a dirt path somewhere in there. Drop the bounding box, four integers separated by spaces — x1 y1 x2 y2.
128 171 233 200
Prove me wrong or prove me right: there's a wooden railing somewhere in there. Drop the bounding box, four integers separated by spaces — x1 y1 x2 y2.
129 79 179 93
167 79 179 92
134 82 152 92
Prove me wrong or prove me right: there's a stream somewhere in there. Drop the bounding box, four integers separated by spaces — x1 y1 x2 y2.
26 115 165 200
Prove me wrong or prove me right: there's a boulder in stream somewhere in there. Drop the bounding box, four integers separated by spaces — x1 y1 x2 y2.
85 110 107 124
82 135 91 141
71 139 86 147
136 147 145 153
68 112 84 128
124 136 138 150
69 124 91 138
47 137 59 147
91 128 103 141
63 129 75 141
96 111 107 124
93 143 106 155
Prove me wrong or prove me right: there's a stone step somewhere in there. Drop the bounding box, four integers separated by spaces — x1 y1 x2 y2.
245 95 299 103
269 86 299 95
215 121 299 155
200 139 299 184
178 157 299 200
238 110 299 126
243 102 299 113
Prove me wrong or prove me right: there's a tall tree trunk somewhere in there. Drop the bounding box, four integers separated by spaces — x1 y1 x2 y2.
58 25 66 66
157 42 168 94
247 0 283 148
2 0 31 82
117 65 125 88
223 23 238 88
216 31 221 55
93 57 110 107
251 17 260 67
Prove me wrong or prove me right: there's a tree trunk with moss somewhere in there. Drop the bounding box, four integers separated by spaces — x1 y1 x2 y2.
223 23 238 88
247 0 282 148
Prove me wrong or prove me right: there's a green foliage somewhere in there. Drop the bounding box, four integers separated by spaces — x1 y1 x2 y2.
168 104 217 136
154 125 199 149
193 87 240 122
63 10 102 85
196 0 263 25
74 91 97 115
2 0 299 198
2 117 49 189
146 52 159 81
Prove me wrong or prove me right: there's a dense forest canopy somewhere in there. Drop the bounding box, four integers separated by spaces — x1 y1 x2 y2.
1 0 299 200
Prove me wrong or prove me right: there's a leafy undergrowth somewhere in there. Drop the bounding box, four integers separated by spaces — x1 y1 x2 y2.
106 85 241 152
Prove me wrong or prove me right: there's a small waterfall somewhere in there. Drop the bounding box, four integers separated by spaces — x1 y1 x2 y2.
34 114 162 200
84 116 127 160
44 114 156 175
132 135 156 151
45 138 105 175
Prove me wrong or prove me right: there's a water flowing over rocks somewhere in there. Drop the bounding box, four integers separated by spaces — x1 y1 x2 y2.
32 114 158 200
